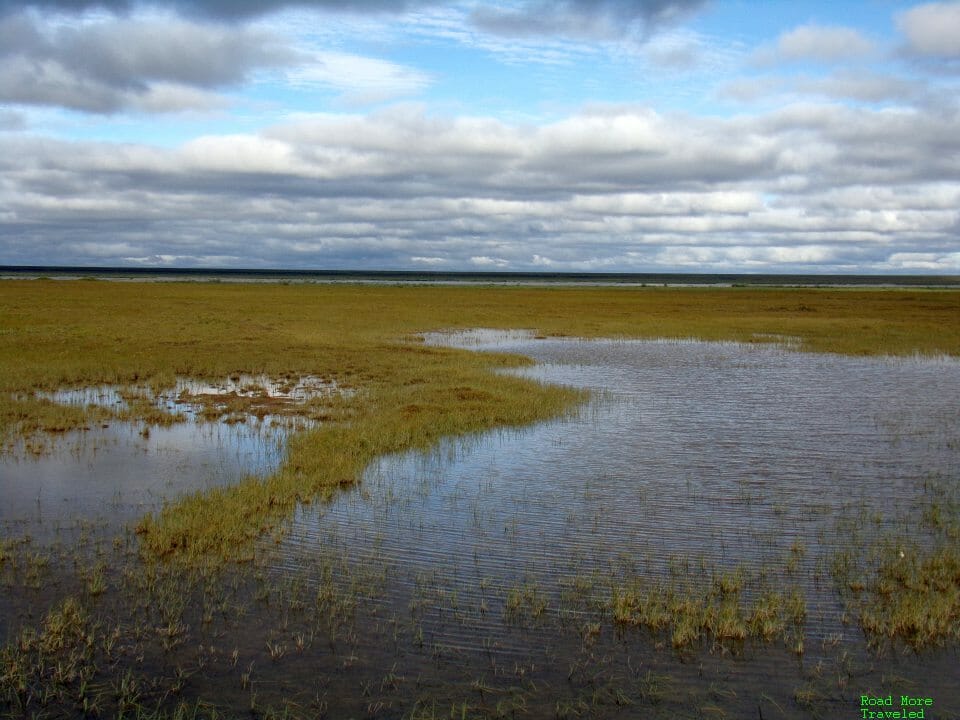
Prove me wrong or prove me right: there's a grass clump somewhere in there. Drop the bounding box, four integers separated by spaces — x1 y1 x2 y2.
0 396 114 452
135 368 581 561
0 598 97 714
610 569 806 650
858 544 960 650
504 582 549 620
832 479 960 651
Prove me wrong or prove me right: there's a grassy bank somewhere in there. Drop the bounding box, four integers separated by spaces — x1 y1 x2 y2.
2 280 959 563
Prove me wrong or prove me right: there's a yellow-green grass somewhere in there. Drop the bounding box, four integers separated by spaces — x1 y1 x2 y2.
1 280 958 562
831 476 960 650
858 545 960 650
611 570 807 650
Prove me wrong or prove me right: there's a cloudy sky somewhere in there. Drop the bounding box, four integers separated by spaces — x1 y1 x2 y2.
1 0 958 273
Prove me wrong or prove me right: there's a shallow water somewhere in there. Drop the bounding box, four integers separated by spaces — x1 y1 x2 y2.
0 374 340 541
3 335 959 716
44 372 342 412
270 332 960 710
0 420 288 542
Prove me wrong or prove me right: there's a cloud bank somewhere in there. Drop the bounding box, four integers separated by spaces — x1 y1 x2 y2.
0 1 957 273
2 103 958 271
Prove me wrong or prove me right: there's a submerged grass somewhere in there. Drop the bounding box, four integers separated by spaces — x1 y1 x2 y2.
2 280 958 564
610 570 807 651
842 480 960 651
858 545 960 649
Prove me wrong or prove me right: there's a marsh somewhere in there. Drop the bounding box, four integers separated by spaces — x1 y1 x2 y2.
1 280 958 718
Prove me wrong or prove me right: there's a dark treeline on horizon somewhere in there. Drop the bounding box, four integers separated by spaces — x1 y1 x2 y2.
2 266 959 287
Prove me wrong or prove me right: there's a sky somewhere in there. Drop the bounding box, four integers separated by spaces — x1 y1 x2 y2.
0 0 958 273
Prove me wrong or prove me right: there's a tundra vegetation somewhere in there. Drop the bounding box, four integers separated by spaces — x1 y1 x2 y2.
1 279 958 717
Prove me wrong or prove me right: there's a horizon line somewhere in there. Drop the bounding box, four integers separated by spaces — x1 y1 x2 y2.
3 265 959 279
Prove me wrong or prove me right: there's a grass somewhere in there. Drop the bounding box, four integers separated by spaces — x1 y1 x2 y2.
3 280 958 564
504 582 549 620
850 508 960 651
0 549 293 718
610 572 807 650
858 544 960 649
0 522 953 718
0 597 96 714
827 477 960 651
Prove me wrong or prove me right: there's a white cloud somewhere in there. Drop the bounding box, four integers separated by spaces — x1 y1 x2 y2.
178 134 304 174
131 83 230 113
641 30 703 69
570 191 763 216
470 256 510 267
0 109 26 130
468 0 708 42
898 2 960 57
756 24 875 65
886 251 960 270
534 109 666 155
794 72 921 104
286 51 433 105
717 75 786 103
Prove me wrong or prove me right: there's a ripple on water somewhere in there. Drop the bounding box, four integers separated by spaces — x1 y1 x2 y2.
276 335 960 656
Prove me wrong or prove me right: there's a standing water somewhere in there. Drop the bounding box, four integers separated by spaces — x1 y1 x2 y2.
0 374 338 541
273 331 960 714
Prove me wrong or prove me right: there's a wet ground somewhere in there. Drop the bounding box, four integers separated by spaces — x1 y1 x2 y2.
2 334 959 718
272 331 960 715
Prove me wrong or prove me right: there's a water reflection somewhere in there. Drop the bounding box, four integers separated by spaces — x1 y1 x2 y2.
45 373 344 417
0 419 288 541
279 333 960 653
1 373 349 541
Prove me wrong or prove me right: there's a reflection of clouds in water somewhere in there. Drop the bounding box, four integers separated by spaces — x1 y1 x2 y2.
45 373 347 417
179 374 347 401
0 417 288 541
421 328 538 347
1 371 357 540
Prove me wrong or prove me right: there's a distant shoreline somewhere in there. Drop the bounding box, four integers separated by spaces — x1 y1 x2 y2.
2 266 958 288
